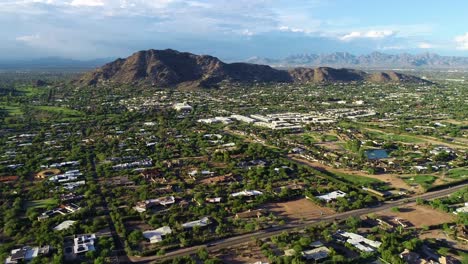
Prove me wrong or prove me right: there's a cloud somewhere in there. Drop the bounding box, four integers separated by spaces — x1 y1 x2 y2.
16 34 41 43
278 26 308 33
70 0 104 7
340 30 395 41
417 42 433 49
455 33 468 50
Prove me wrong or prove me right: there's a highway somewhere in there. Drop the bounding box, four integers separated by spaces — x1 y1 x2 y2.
126 183 467 263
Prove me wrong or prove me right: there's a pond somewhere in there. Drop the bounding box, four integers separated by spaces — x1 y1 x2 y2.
365 149 389 160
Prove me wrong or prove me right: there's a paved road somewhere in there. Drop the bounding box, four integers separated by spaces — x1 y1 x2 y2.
128 183 467 263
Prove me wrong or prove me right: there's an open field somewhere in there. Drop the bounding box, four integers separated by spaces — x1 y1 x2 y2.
403 175 437 188
447 167 468 180
0 104 23 115
363 129 424 143
364 127 467 149
263 198 335 221
288 155 414 191
34 106 84 116
377 204 456 228
419 229 468 252
215 242 269 264
24 198 58 210
332 171 382 185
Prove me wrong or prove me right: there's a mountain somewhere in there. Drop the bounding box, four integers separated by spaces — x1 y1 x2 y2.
0 57 112 71
77 49 429 87
246 52 468 69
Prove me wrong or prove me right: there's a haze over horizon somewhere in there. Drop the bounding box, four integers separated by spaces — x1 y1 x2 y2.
2 0 468 61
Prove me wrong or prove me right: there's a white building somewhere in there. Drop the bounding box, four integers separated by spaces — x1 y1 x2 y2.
317 190 347 202
454 202 468 215
231 190 263 197
54 220 77 231
337 231 381 252
230 114 256 123
5 246 49 264
173 102 193 112
302 246 331 261
73 234 96 254
142 226 172 243
182 217 211 229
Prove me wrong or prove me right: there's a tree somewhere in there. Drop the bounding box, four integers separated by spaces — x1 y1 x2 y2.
128 230 143 247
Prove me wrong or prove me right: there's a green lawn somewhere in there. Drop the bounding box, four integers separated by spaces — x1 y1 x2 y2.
366 130 423 143
0 104 23 115
403 175 437 188
332 172 382 185
24 198 58 210
447 167 468 180
16 86 47 97
34 106 84 117
323 134 339 142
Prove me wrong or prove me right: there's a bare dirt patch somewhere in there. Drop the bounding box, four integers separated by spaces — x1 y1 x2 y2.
35 168 61 179
377 204 456 228
215 242 269 264
289 155 416 192
419 229 468 252
263 198 335 222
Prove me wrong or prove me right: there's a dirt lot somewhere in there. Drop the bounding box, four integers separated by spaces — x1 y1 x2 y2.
125 220 153 232
35 168 60 179
215 242 269 264
377 204 456 228
419 229 468 252
289 155 416 192
263 198 335 222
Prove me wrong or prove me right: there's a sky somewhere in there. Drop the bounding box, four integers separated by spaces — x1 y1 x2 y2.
2 0 468 60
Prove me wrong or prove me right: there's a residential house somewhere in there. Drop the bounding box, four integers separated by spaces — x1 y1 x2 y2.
73 234 96 255
5 246 49 264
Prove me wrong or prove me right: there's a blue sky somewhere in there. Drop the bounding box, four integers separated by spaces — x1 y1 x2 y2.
2 0 468 60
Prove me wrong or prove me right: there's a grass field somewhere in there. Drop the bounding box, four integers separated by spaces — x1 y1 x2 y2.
447 167 468 180
332 171 382 185
34 106 84 117
0 104 23 115
403 175 437 188
24 198 58 210
16 86 47 97
365 130 424 143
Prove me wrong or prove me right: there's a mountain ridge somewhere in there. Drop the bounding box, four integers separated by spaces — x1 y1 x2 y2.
77 49 429 88
246 52 468 69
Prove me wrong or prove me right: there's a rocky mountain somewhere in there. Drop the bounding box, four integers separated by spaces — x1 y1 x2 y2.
246 52 468 69
78 49 429 87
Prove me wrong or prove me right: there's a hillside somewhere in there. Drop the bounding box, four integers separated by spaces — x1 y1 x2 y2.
246 52 468 69
77 49 429 87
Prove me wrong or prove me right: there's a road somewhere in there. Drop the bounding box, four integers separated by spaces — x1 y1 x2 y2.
127 183 467 263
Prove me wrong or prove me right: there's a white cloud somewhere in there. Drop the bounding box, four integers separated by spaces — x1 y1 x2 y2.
16 34 40 43
417 42 433 49
378 45 406 50
70 0 104 7
278 26 307 33
455 33 468 50
340 30 395 41
241 29 254 36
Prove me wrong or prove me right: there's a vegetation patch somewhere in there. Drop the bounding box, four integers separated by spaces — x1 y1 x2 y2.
34 105 84 117
24 198 58 210
403 175 437 188
447 167 468 180
332 171 382 185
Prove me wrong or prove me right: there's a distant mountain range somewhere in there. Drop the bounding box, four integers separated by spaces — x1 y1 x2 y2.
245 52 468 69
0 57 112 71
77 49 429 88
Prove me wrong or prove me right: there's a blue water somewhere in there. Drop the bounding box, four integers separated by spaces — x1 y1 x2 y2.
365 149 389 160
